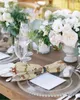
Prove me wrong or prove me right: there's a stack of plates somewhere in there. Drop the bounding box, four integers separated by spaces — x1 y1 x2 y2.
0 52 18 64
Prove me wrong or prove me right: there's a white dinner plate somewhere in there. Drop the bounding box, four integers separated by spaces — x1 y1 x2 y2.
0 72 15 77
0 63 15 77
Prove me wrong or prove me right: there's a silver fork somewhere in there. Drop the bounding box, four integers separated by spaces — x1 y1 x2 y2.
74 93 80 100
57 87 80 100
74 63 80 73
63 88 80 100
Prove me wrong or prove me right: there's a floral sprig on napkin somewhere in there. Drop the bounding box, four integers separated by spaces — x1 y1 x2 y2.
0 1 29 37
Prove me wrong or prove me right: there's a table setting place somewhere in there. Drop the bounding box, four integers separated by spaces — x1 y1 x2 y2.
0 51 80 100
0 35 80 99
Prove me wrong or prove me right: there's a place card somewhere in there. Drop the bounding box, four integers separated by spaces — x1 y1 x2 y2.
0 52 10 60
30 72 66 90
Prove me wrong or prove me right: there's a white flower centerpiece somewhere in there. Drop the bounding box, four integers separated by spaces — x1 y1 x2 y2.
28 17 51 54
0 1 30 54
44 9 80 62
0 1 30 42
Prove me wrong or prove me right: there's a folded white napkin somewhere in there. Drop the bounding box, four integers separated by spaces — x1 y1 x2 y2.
6 45 14 54
30 73 66 90
0 52 10 60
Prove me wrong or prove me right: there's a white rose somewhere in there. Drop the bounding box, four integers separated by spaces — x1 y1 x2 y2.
62 26 78 47
53 9 71 18
63 24 72 31
49 30 62 46
64 18 72 27
52 18 64 33
74 22 80 32
74 27 79 32
70 17 78 27
3 12 14 23
44 10 52 19
60 9 71 17
72 11 80 19
64 17 78 27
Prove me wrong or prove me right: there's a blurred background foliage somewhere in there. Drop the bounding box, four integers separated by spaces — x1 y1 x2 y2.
53 0 80 11
0 0 80 11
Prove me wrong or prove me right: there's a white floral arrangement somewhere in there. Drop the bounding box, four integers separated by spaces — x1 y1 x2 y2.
0 1 29 37
40 9 80 48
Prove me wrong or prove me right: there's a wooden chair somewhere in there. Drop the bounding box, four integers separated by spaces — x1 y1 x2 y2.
18 1 39 9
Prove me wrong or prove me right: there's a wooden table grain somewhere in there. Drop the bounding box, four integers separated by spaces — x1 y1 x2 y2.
0 50 79 100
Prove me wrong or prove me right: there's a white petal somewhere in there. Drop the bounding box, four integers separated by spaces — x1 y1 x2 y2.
62 27 78 47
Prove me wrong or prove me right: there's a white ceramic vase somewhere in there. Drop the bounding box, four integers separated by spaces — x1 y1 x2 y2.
38 43 50 54
62 44 78 63
32 42 50 54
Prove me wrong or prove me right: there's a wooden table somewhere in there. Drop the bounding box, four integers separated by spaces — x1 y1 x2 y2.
0 50 79 100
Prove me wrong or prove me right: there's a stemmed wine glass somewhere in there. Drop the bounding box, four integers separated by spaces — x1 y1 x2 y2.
14 35 32 62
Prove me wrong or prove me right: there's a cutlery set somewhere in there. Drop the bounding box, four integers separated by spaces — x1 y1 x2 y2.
57 87 80 100
74 93 80 100
57 64 80 100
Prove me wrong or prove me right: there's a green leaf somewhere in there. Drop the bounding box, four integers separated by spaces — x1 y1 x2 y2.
43 35 50 46
7 23 19 37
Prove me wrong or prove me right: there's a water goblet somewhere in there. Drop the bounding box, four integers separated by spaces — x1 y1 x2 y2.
14 35 32 63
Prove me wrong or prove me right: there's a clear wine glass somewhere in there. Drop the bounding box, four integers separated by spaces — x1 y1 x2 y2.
14 35 32 62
